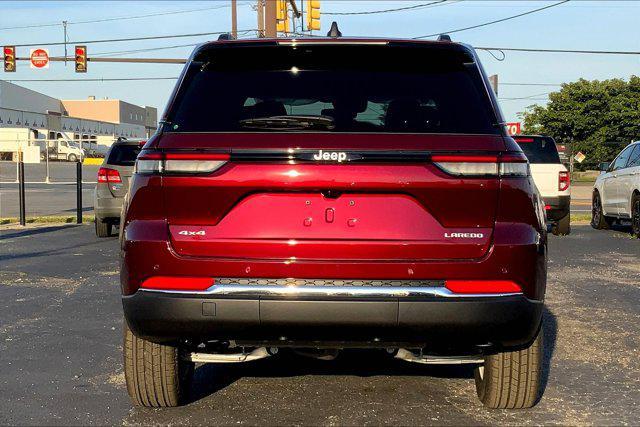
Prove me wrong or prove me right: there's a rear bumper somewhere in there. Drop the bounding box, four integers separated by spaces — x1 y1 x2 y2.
123 287 543 353
544 195 570 221
94 195 122 221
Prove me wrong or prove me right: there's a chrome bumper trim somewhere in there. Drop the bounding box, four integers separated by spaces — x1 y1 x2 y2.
140 284 522 299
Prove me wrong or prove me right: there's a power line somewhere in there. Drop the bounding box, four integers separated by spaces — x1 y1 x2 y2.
501 82 562 87
11 29 258 48
499 98 549 102
3 77 179 82
91 44 200 58
91 30 258 58
414 0 569 39
0 3 251 31
499 92 551 100
325 0 450 15
478 46 640 55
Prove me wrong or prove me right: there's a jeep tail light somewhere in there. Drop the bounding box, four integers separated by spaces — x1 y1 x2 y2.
135 152 230 174
97 167 122 183
141 276 214 291
445 280 522 294
559 171 570 191
432 153 529 177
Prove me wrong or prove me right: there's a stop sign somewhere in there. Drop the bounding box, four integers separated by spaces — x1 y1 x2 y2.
30 48 49 69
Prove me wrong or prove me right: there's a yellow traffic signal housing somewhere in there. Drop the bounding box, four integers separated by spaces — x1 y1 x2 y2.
306 0 320 31
276 0 290 33
75 45 87 73
3 46 16 72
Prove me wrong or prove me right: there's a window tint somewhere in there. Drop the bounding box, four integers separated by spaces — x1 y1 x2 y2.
611 145 634 171
107 144 141 166
515 137 561 164
167 45 499 135
626 144 640 168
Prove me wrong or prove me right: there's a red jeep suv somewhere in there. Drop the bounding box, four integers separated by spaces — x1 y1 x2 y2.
121 37 547 409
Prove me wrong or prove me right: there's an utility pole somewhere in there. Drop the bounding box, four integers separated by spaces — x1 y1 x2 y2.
63 21 68 66
231 0 238 39
257 0 265 37
265 0 277 38
489 74 499 96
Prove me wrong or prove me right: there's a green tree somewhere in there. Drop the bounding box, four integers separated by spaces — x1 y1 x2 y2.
520 76 640 170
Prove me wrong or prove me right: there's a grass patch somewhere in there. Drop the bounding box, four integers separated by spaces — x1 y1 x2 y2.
571 170 599 183
572 176 596 183
1 215 95 225
571 213 591 223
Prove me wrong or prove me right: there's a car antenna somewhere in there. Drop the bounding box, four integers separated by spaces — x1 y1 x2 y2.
327 22 342 38
437 34 451 42
218 33 235 41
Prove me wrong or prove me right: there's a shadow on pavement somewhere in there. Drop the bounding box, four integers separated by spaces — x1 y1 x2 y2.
62 206 94 213
186 310 559 406
540 307 558 402
187 349 476 404
0 224 79 240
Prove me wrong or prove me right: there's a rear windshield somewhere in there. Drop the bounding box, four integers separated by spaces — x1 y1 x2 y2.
107 144 141 166
515 136 561 164
166 44 499 135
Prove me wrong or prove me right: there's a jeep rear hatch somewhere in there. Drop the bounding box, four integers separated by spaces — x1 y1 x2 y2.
145 41 520 262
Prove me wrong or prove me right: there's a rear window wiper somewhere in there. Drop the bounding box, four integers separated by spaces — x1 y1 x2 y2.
239 115 335 130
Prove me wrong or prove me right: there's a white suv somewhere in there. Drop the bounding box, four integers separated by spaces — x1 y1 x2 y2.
514 135 571 235
591 141 640 237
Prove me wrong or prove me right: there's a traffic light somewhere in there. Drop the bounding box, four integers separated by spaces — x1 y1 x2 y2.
3 46 16 72
276 0 290 34
75 45 87 73
306 0 320 31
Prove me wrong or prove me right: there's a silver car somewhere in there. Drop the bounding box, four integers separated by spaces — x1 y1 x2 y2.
94 139 143 237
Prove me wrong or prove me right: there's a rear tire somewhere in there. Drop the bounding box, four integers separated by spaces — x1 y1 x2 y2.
591 192 614 230
123 323 193 408
68 153 77 162
95 220 112 238
552 213 570 236
631 194 640 238
474 329 543 409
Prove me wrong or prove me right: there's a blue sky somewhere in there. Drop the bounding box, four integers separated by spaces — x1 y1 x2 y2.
1 1 639 122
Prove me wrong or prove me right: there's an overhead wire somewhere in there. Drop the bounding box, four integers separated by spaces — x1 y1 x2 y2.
90 29 258 57
324 0 452 15
3 77 179 82
11 29 259 48
413 0 570 38
0 3 251 31
477 46 640 55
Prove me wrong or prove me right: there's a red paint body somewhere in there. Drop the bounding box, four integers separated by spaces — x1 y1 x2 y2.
120 39 547 352
121 131 546 300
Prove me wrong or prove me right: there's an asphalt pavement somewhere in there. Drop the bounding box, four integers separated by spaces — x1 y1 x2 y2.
0 224 638 425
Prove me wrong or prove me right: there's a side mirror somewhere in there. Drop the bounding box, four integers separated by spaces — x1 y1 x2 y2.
599 162 610 172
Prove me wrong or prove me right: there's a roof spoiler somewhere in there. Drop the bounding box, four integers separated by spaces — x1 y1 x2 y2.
327 22 342 38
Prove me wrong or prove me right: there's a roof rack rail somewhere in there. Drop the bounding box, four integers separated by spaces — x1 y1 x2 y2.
437 34 451 42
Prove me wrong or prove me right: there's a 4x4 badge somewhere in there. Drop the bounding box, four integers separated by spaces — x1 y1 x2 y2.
178 230 206 236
